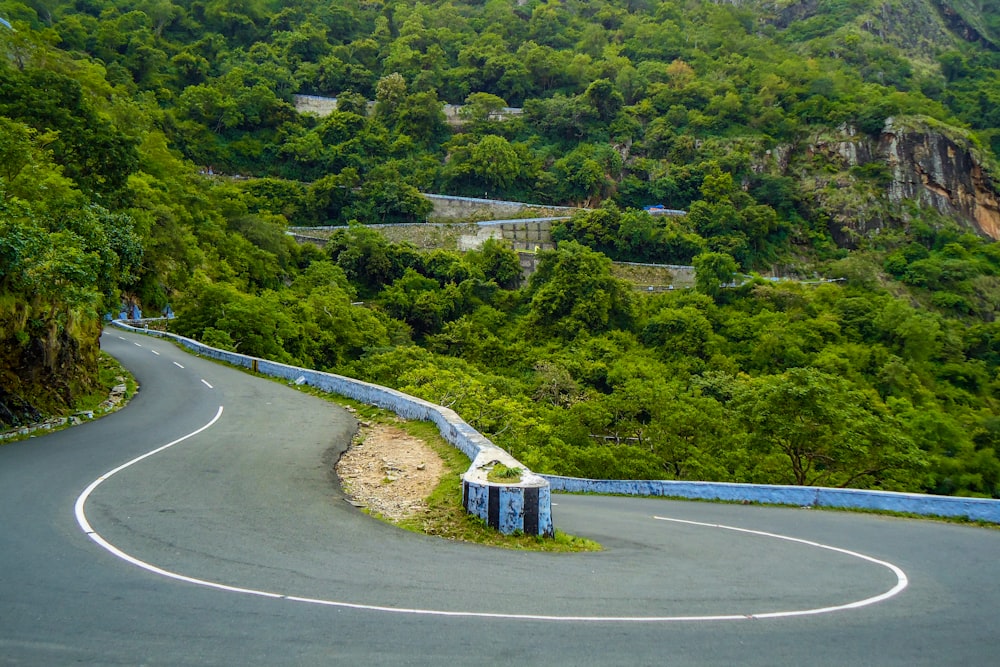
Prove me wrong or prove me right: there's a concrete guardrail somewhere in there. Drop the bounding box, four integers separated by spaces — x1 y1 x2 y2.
544 475 1000 523
112 321 1000 528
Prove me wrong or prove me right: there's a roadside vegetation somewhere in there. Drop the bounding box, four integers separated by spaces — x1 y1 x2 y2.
391 418 599 551
0 351 136 443
302 395 599 551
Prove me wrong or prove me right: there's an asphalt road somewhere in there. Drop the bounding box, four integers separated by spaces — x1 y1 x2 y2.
1 328 998 666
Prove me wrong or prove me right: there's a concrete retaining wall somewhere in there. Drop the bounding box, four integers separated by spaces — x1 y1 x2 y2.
288 216 566 254
111 321 553 536
424 194 576 223
611 261 697 290
544 476 1000 524
294 94 522 125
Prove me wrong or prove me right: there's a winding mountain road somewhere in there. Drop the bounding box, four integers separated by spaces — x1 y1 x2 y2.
1 328 998 665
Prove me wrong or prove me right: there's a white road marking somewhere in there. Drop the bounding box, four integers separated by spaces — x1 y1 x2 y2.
652 516 909 619
75 408 223 538
118 336 127 341
173 362 184 369
151 350 160 356
134 342 142 347
201 379 213 389
74 427 909 623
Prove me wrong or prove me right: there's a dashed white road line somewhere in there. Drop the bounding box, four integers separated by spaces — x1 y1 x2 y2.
133 342 142 347
173 362 184 369
151 350 160 356
74 414 908 623
201 379 213 389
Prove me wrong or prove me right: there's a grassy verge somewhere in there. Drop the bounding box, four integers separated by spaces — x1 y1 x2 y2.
308 393 600 552
76 352 138 410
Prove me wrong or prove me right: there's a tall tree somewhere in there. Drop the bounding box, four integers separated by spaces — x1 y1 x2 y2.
524 241 635 339
733 368 924 488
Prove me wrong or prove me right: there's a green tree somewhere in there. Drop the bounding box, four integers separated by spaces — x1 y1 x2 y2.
524 241 635 339
374 71 407 118
584 78 624 122
0 65 139 202
283 262 390 368
459 92 509 125
468 135 520 191
325 225 421 294
470 238 523 289
382 268 463 337
693 252 738 299
395 89 447 146
733 368 923 488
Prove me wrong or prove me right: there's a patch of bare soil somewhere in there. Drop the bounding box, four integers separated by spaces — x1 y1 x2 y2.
335 422 446 521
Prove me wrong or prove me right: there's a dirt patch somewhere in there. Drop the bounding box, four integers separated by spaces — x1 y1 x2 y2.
335 422 446 521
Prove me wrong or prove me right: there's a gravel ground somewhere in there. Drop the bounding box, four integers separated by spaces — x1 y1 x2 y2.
335 421 446 520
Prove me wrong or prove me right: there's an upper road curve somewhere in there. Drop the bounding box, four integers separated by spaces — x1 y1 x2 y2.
1 328 998 665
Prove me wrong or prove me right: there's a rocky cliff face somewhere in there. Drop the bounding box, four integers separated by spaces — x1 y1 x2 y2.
882 119 1000 239
784 118 1000 244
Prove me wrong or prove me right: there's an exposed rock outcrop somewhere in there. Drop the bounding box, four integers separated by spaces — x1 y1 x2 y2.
781 118 1000 244
882 119 1000 239
0 309 101 430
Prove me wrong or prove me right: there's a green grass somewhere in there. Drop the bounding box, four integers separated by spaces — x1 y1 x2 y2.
71 353 137 411
486 463 523 483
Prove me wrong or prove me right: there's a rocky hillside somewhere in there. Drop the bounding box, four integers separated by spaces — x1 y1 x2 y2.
935 0 1000 48
763 117 1000 244
0 304 102 430
763 0 998 58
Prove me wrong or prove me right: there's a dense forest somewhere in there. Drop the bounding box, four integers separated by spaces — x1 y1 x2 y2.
2 0 1000 497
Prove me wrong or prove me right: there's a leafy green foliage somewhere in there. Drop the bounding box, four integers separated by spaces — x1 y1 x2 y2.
693 252 738 300
554 202 707 265
732 367 924 488
524 241 635 339
0 63 139 204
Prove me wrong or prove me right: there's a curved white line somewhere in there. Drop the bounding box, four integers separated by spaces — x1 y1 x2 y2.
652 516 909 619
75 406 224 538
74 412 908 623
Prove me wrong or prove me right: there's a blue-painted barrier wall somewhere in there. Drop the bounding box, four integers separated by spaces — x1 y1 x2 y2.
544 476 1000 524
113 321 1000 527
111 321 554 536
